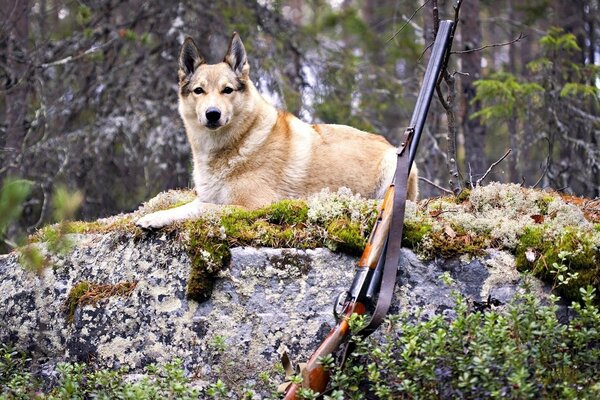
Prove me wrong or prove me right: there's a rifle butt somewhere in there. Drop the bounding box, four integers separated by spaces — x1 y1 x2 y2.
282 302 366 398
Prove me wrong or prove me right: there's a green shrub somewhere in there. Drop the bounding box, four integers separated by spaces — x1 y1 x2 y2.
327 284 600 399
0 356 203 399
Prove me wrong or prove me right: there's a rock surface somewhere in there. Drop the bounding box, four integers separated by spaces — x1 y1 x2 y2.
0 231 549 391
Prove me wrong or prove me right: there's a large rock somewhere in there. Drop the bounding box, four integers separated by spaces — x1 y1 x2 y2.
0 229 549 391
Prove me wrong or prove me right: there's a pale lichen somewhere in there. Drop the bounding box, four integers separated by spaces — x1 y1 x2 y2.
31 183 599 303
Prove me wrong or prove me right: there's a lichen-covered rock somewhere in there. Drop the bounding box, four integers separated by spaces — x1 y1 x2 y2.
0 228 551 392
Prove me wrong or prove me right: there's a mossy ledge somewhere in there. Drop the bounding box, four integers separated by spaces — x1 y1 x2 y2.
34 184 599 303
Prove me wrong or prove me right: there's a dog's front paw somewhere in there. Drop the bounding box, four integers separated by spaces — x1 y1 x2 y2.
135 211 174 230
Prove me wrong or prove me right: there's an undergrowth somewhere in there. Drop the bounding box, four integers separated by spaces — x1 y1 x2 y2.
318 283 600 400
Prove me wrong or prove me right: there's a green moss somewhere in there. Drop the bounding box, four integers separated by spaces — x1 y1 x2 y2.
515 226 599 302
186 239 231 302
426 224 489 258
168 199 194 209
220 200 313 248
32 217 139 243
65 281 91 324
326 218 365 256
534 195 556 215
402 220 433 248
455 189 471 203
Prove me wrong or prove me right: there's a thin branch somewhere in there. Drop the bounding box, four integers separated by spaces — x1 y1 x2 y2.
451 32 525 54
419 177 454 194
435 0 463 195
476 149 512 187
39 38 116 68
532 143 551 189
29 184 50 232
418 41 435 63
386 0 431 44
451 70 469 77
468 162 474 188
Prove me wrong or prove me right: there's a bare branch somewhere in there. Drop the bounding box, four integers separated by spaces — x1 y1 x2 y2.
468 162 474 188
418 41 435 62
532 153 551 189
476 149 512 187
419 177 454 194
451 32 525 54
386 0 431 44
39 38 116 69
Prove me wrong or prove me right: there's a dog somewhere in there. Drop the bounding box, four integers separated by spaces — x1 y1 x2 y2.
136 33 418 229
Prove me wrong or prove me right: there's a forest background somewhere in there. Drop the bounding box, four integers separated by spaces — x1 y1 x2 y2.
1 0 599 252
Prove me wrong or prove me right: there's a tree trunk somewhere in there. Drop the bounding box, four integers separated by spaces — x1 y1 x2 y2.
459 0 486 180
1 0 30 177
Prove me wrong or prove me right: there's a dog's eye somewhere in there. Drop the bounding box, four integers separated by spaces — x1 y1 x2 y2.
193 87 204 95
222 87 234 94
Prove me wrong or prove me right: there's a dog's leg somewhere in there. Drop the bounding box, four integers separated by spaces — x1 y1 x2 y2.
136 198 219 229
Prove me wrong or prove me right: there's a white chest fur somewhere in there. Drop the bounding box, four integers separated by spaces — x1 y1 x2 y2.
192 161 230 204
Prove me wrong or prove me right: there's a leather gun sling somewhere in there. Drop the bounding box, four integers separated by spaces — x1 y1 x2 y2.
360 19 453 336
361 127 413 336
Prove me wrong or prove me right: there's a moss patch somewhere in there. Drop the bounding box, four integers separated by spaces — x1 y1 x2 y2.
425 224 489 258
220 200 314 249
326 218 366 256
184 218 231 302
65 280 137 323
455 188 471 203
402 220 432 249
33 217 140 243
183 198 374 298
515 226 599 302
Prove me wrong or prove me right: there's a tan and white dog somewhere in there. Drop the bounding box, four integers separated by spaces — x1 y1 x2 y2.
136 33 418 229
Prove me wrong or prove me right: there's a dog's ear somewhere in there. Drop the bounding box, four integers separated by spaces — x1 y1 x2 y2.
224 32 249 77
179 37 204 79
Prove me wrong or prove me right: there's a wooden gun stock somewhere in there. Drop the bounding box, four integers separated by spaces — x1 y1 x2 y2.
283 302 367 398
282 189 394 398
358 187 394 270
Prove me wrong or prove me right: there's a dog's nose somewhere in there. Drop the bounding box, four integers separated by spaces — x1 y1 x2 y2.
205 108 221 123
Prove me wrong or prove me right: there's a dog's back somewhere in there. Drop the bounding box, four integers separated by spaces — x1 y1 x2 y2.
221 109 418 209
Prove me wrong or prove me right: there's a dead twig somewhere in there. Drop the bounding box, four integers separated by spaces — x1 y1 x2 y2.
532 137 551 189
476 149 512 187
419 176 454 194
39 38 116 68
387 0 431 44
468 162 474 188
451 32 525 54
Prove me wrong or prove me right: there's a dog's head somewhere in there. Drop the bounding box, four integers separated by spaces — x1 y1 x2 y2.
178 33 250 131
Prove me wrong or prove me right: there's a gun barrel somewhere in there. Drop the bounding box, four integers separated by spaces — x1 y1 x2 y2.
408 20 454 167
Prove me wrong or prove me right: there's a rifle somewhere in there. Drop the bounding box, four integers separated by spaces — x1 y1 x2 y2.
282 20 454 399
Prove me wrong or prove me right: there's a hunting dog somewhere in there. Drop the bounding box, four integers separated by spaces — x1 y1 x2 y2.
136 33 418 229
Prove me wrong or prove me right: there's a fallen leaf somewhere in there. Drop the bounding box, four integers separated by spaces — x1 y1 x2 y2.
444 225 456 238
531 214 544 224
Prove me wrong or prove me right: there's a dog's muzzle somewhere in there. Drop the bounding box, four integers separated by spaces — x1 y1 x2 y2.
205 107 221 129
